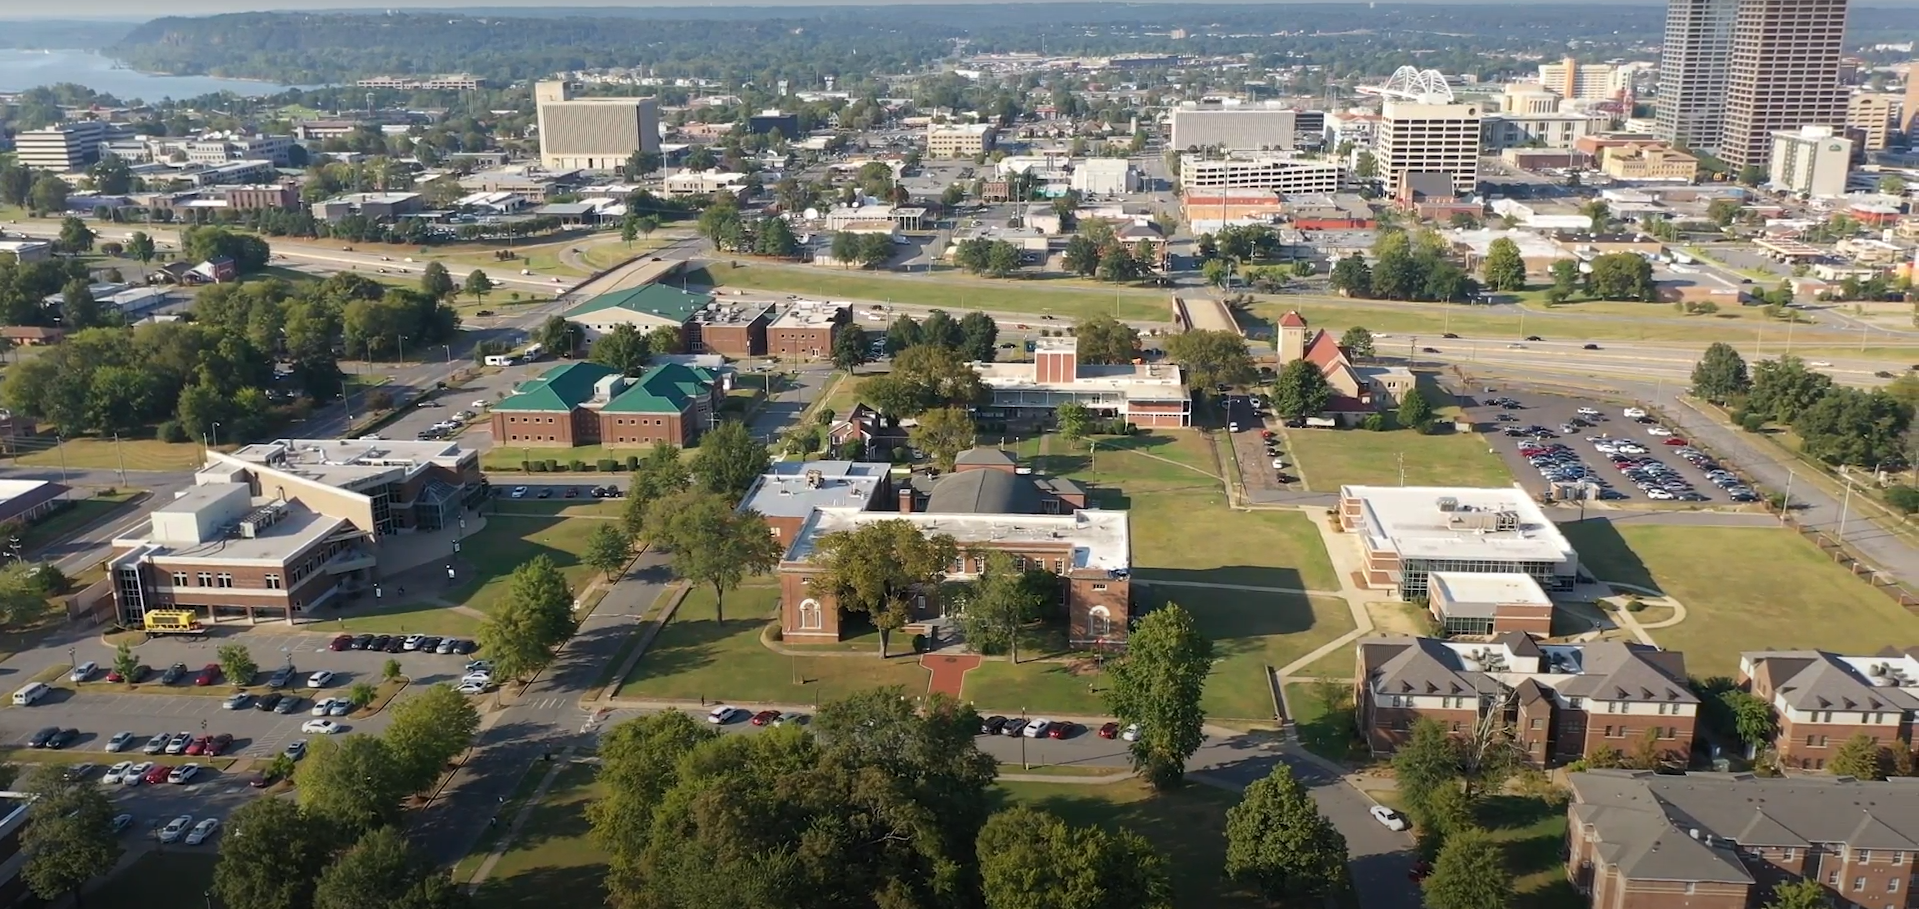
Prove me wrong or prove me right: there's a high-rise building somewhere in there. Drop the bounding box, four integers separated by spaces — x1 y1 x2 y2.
1655 0 1737 153
1377 98 1482 196
1717 0 1849 170
13 121 108 172
1538 58 1624 101
1903 62 1919 134
534 81 659 172
1169 103 1298 151
1845 92 1898 150
1768 125 1852 197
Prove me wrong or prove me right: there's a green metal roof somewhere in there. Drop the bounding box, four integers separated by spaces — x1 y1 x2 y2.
564 284 712 324
494 361 622 412
600 363 716 414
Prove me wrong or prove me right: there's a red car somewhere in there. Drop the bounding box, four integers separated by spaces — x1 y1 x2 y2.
142 763 171 785
328 634 354 652
750 709 781 726
194 663 221 686
204 734 234 757
1260 430 1275 440
184 736 210 756
1097 722 1120 739
105 664 148 683
1663 437 1689 446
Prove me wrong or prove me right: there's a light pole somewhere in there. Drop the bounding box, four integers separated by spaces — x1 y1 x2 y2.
210 422 222 450
67 646 75 669
1020 706 1029 769
443 344 452 364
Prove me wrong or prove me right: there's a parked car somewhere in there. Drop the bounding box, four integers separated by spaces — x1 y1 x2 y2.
284 740 308 761
706 705 744 725
223 692 252 710
26 726 59 748
307 670 336 688
193 664 221 686
1120 723 1141 742
69 661 97 683
105 664 148 683
164 732 193 754
141 733 170 755
301 719 343 735
160 662 188 685
185 818 220 845
106 731 136 752
111 813 134 834
1370 805 1409 831
205 734 234 757
103 762 135 784
266 666 294 689
158 816 193 843
1097 722 1120 739
329 634 354 651
981 716 1009 735
143 764 173 785
254 692 284 712
275 696 302 714
167 764 202 784
1047 721 1078 739
123 762 155 786
751 709 782 726
1001 717 1028 737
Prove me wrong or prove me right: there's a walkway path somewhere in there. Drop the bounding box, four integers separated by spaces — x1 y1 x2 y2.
1273 506 1390 681
920 652 981 697
463 746 575 892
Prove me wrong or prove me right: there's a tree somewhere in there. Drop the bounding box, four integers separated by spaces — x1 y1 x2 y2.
1164 329 1255 393
1105 603 1212 789
977 806 1172 909
583 523 633 581
885 314 923 354
1398 386 1436 433
1329 253 1373 297
1708 197 1744 228
111 642 139 685
60 277 103 331
1690 342 1751 404
299 734 411 832
910 406 978 470
690 419 770 502
126 230 155 271
643 324 680 357
385 683 482 791
1055 402 1095 448
1794 387 1911 468
588 710 717 896
958 310 999 361
623 441 691 539
1581 199 1611 233
1423 827 1514 909
806 519 958 656
1481 237 1527 291
1587 252 1656 301
476 556 575 682
17 764 122 906
1272 359 1333 418
463 269 494 305
213 798 338 909
312 827 429 909
1340 326 1375 360
383 658 402 681
1832 733 1886 780
920 309 964 349
1765 879 1834 909
950 550 1049 663
831 323 868 371
1225 763 1350 903
1074 314 1140 365
57 216 94 254
1393 719 1463 825
31 174 69 214
1738 164 1766 187
217 643 257 687
647 491 782 622
588 322 649 374
881 344 989 416
1748 356 1834 424
420 260 455 301
1063 234 1101 277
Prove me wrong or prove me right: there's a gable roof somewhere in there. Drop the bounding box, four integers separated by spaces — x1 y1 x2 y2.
600 362 717 414
494 361 622 412
1278 311 1309 328
955 447 1016 468
565 284 713 324
1746 651 1919 712
1557 641 1696 704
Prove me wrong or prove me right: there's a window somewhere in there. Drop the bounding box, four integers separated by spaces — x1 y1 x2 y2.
264 574 282 590
1892 853 1904 865
1451 722 1461 733
196 572 212 587
1604 725 1614 738
1053 558 1065 573
1088 607 1112 637
216 573 233 588
1529 718 1542 730
1607 701 1619 713
1855 877 1866 892
1091 583 1108 592
171 572 188 587
1830 871 1840 885
1568 697 1584 709
1820 735 1830 747
798 598 823 631
1890 878 1900 893
1013 556 1026 570
1861 851 1873 863
1783 848 1797 861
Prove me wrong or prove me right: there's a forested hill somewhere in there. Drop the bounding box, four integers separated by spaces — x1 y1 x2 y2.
106 11 962 86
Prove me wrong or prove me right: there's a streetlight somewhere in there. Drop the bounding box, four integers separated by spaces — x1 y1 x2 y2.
1019 706 1029 769
210 422 222 450
443 344 452 364
67 646 75 669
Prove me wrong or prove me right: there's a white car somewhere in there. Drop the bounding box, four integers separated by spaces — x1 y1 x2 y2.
1576 407 1601 417
69 661 97 683
1271 458 1286 469
1647 488 1676 500
1623 407 1647 419
472 399 488 410
103 761 134 784
401 634 427 651
185 818 220 845
1647 426 1673 436
1120 723 1141 742
167 763 201 784
302 719 343 735
122 762 154 785
1370 805 1409 831
1809 361 1833 368
307 670 336 688
510 486 529 499
158 815 194 843
1023 719 1052 738
707 705 744 724
456 681 488 695
311 697 343 716
106 731 135 752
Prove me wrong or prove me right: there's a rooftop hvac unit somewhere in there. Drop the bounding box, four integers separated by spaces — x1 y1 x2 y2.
804 469 824 489
1436 496 1460 512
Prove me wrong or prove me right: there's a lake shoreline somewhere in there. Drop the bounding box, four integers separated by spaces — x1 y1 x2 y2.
0 48 319 98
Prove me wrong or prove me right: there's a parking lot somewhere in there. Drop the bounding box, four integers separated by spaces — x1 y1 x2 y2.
372 356 547 446
1222 394 1300 493
1467 389 1758 504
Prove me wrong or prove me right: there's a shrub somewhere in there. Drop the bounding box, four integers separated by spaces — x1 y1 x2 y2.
1625 597 1646 613
157 420 189 443
816 408 835 425
625 455 640 471
530 460 549 473
569 459 586 472
520 460 532 472
348 681 377 708
598 459 619 472
1887 485 1919 514
910 633 928 654
1360 413 1390 432
891 446 910 463
544 459 559 472
365 389 395 411
838 439 864 461
1740 413 1766 432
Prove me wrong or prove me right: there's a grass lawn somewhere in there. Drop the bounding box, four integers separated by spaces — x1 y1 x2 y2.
92 852 220 908
817 372 866 420
452 511 612 615
12 437 204 472
1473 795 1576 909
470 763 609 909
323 600 485 637
1560 522 1919 676
19 491 142 554
1282 425 1512 491
1183 591 1356 723
995 780 1265 909
1247 297 1846 345
962 658 1108 715
1284 681 1363 763
687 262 1169 322
617 584 932 705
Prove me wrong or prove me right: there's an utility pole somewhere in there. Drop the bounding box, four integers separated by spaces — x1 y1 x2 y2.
112 433 127 488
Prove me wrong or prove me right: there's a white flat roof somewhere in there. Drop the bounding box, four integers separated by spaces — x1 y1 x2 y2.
974 360 1189 402
1342 485 1575 565
222 438 473 490
787 507 1130 575
1430 572 1551 607
740 461 889 519
770 301 846 328
118 504 350 566
0 479 52 508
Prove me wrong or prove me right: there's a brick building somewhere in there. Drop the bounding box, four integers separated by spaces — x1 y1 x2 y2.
1427 572 1555 637
564 285 713 344
1337 485 1581 600
767 301 849 360
1357 635 1697 767
973 337 1192 429
1739 649 1919 771
685 299 771 358
107 439 484 626
772 449 1130 649
489 361 720 449
1567 770 1919 909
222 182 301 211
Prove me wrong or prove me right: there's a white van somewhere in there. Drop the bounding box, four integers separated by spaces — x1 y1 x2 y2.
12 682 49 705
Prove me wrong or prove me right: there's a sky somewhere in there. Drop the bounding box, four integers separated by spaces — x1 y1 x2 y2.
4 0 1668 18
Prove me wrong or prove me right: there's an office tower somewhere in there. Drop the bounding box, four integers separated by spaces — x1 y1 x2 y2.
1768 125 1852 196
14 121 108 172
534 81 659 171
1539 58 1623 101
1717 0 1849 170
1169 104 1298 152
1904 62 1919 134
1846 92 1897 150
1656 0 1737 153
1377 98 1482 195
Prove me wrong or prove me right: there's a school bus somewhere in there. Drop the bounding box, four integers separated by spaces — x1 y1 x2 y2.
142 610 203 635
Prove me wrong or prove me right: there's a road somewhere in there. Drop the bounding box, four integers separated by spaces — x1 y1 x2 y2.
1409 334 1914 389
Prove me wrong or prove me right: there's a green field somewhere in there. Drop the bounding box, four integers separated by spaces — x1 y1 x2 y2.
996 780 1267 909
1246 298 1880 345
1282 425 1513 491
324 600 485 637
19 491 141 554
11 437 205 472
1182 590 1355 722
469 763 609 909
455 510 616 614
1559 521 1919 676
687 262 1169 322
617 584 933 704
1284 681 1362 763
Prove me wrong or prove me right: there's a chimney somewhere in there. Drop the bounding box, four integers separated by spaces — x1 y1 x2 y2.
898 486 914 514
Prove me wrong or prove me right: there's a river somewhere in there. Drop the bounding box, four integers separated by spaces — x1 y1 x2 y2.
0 49 317 100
